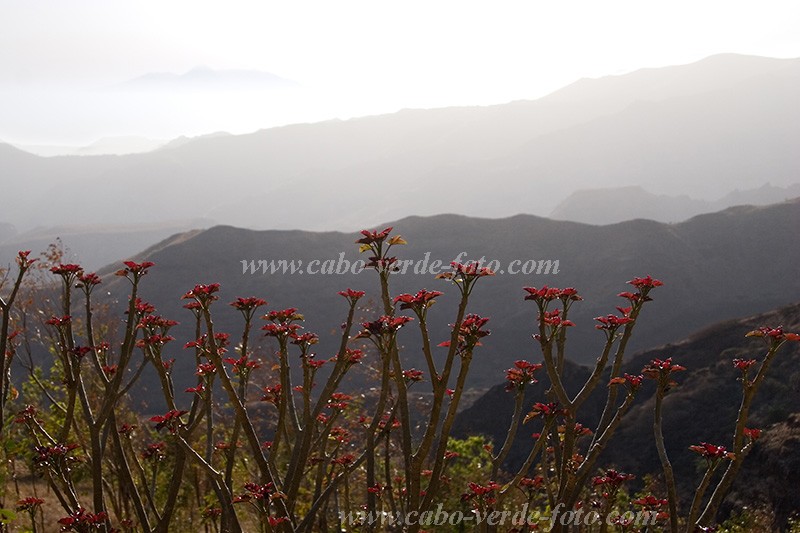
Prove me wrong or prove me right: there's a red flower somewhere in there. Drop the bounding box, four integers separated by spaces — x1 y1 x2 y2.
14 405 38 424
118 424 137 437
743 427 762 440
133 298 155 315
230 296 267 311
15 496 44 512
540 309 575 328
327 392 352 411
330 348 364 365
592 469 635 488
440 314 490 354
632 495 669 507
16 250 37 269
437 261 495 281
356 315 414 339
505 360 542 391
642 358 686 380
733 358 758 372
609 373 644 390
689 442 735 461
394 289 444 315
594 314 634 332
263 307 304 322
182 283 221 304
628 276 663 289
50 263 83 276
261 384 282 405
519 476 544 489
402 368 425 382
116 261 154 278
746 326 800 343
196 363 217 376
45 315 72 327
136 334 175 348
150 410 188 433
223 355 262 374
523 286 562 303
331 454 356 466
524 402 564 422
77 271 102 288
142 442 167 461
123 260 155 272
338 289 366 305
58 508 108 530
356 227 394 245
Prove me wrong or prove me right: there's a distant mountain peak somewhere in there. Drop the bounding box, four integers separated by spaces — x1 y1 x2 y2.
117 67 299 91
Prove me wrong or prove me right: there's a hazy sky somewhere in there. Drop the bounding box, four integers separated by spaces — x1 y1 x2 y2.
1 0 799 145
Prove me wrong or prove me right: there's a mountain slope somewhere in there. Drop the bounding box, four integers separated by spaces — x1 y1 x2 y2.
90 199 800 396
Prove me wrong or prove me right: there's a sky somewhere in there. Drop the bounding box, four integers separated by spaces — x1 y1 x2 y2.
1 0 799 146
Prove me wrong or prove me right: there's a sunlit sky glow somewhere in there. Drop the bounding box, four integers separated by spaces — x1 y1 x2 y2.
1 0 799 145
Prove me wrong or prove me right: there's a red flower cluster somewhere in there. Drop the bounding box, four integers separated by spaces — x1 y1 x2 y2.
642 358 686 379
609 373 644 390
438 314 490 354
746 326 800 343
394 289 443 315
15 496 45 512
628 275 663 289
733 358 758 372
16 250 37 269
115 260 155 279
338 288 366 306
592 469 635 488
437 261 495 282
50 263 83 277
523 286 582 305
327 392 352 410
541 309 575 328
33 443 81 469
233 481 275 503
356 226 394 246
594 313 634 333
45 315 72 327
331 454 356 466
402 368 425 382
744 427 762 440
230 296 267 311
330 348 364 366
14 404 38 424
261 384 282 405
150 410 188 433
181 283 221 305
357 315 414 339
689 442 735 462
141 442 167 461
505 360 542 391
524 402 565 422
461 481 501 505
77 271 102 289
57 507 108 530
223 355 262 374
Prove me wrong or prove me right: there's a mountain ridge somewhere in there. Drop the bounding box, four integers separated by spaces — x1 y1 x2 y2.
2 53 798 232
